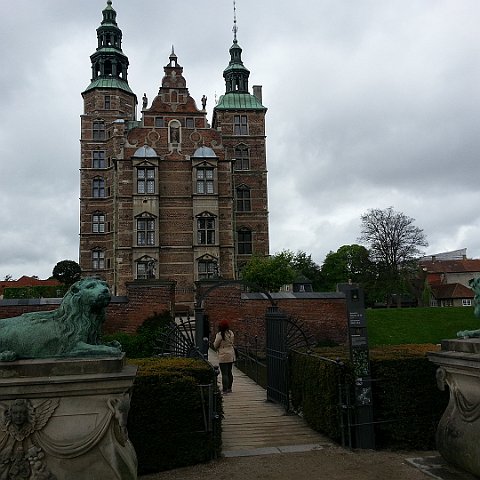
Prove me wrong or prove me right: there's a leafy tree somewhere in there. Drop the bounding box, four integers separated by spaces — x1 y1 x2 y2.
289 250 323 291
52 260 82 287
241 252 296 292
320 244 374 292
358 207 428 303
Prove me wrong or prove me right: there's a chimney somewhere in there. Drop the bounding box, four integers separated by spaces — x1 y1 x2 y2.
253 85 263 103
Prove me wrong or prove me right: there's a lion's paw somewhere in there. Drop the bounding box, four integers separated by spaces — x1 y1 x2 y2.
0 351 17 362
457 330 480 338
105 340 122 350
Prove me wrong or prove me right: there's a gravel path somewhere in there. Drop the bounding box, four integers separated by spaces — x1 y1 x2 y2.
139 447 437 480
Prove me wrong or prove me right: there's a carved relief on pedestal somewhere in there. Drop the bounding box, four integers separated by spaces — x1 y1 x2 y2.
0 393 137 480
0 398 59 479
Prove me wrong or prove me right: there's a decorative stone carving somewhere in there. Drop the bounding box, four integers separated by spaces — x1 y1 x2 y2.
0 358 138 479
429 338 480 477
0 398 59 479
0 278 122 361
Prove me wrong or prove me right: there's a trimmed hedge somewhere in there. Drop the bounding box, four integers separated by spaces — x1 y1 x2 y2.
128 357 222 474
3 285 67 299
290 344 449 449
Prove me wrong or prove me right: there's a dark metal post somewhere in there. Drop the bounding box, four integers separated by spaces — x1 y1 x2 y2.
337 284 375 449
194 306 208 359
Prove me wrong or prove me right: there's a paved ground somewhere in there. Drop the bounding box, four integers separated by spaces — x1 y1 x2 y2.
139 447 443 480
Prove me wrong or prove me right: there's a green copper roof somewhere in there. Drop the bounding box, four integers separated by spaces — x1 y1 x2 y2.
83 78 134 94
215 93 265 111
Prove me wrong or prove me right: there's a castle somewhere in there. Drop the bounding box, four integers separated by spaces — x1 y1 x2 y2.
79 1 269 305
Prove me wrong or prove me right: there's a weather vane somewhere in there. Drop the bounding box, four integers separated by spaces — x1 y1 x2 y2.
233 0 238 41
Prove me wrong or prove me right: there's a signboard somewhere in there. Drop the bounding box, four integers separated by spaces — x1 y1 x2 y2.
337 283 375 449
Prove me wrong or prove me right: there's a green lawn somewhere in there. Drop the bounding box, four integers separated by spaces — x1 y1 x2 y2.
367 307 478 346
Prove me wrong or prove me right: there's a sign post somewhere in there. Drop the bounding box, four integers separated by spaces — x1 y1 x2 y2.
338 284 375 449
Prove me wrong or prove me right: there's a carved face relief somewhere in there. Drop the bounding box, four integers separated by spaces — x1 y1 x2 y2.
10 403 28 428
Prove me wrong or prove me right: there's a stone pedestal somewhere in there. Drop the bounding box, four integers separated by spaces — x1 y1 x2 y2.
429 339 480 477
0 355 137 480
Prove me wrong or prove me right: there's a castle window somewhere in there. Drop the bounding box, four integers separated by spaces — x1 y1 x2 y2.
234 147 250 170
92 249 105 270
137 167 155 194
186 117 194 129
237 229 252 255
155 117 164 128
92 177 105 197
198 259 217 279
197 215 215 245
93 121 105 140
104 95 111 109
196 167 214 194
92 151 105 168
234 115 248 135
137 218 155 246
236 186 251 212
136 257 156 279
92 212 105 233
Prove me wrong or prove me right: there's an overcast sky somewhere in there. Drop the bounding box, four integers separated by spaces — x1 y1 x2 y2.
1 0 479 279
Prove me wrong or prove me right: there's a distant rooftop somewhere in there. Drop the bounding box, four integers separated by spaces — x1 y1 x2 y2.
420 248 467 261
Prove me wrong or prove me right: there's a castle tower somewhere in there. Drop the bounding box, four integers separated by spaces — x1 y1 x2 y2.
212 18 269 276
79 1 268 304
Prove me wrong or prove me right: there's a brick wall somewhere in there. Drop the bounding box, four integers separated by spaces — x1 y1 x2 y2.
0 280 346 346
199 283 348 349
0 281 175 335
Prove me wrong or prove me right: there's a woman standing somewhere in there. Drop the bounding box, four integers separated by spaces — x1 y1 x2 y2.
213 320 235 394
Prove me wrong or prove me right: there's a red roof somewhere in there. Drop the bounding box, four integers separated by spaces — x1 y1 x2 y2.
430 283 474 300
420 259 480 274
0 276 61 295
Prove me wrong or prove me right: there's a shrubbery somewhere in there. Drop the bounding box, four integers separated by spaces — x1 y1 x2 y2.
290 344 449 449
103 311 172 358
128 357 222 474
3 285 67 299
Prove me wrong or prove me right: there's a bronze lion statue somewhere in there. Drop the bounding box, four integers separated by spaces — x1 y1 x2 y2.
457 277 480 338
0 278 122 361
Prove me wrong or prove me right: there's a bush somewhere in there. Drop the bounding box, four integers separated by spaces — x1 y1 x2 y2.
128 357 222 474
3 285 67 299
103 311 172 358
289 344 449 449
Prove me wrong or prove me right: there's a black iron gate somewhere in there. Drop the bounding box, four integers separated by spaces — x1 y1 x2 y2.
266 306 289 408
265 306 313 411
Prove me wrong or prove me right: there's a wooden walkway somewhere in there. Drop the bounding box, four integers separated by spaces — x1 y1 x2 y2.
209 350 333 457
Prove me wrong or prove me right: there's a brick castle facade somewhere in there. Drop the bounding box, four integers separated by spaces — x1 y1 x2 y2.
79 1 269 304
